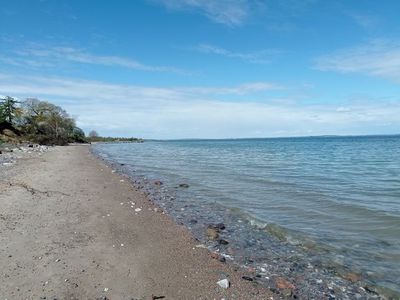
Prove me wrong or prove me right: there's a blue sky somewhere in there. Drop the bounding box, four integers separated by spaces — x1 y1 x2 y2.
1 0 400 138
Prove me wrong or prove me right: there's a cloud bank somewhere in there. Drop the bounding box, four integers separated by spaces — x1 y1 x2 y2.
1 73 399 139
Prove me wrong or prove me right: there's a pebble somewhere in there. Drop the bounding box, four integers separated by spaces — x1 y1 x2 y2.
217 279 230 289
242 276 254 281
134 208 142 212
275 277 295 290
206 228 219 240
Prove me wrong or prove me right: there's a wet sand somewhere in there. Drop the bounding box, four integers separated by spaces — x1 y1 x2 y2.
0 145 273 299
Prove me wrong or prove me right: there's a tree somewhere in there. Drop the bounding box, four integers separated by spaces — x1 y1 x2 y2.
20 98 83 145
70 127 86 143
88 130 99 138
0 96 20 123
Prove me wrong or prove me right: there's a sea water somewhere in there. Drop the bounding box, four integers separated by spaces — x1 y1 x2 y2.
93 135 400 297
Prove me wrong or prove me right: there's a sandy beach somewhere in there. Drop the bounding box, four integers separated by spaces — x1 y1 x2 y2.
0 145 273 300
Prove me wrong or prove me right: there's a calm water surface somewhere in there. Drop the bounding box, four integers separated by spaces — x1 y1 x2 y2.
94 136 400 294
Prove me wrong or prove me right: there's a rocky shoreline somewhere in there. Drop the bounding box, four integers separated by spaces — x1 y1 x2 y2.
0 144 50 164
92 146 396 300
0 144 51 179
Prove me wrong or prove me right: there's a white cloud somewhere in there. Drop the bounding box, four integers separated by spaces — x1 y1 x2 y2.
153 0 253 26
194 44 281 64
0 73 399 138
1 45 186 74
315 40 400 83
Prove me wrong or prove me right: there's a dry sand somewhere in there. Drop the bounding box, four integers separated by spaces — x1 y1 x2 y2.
0 145 273 300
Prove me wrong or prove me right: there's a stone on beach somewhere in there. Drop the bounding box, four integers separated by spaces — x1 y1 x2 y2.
217 278 230 289
206 227 219 240
344 272 361 283
275 277 295 290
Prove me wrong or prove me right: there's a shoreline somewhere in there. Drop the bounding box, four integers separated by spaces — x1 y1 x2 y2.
92 143 395 300
0 145 273 299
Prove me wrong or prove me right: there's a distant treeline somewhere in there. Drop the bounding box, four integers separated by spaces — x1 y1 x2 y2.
0 96 142 146
88 136 144 143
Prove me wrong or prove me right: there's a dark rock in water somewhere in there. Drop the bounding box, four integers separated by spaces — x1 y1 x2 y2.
206 227 219 240
219 256 226 263
154 180 163 186
28 144 34 148
208 223 226 231
215 223 226 230
218 239 229 245
120 163 125 166
242 276 254 281
179 183 190 188
364 285 379 295
189 219 198 224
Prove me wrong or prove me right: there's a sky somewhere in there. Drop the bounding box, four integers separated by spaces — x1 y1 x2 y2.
0 0 400 139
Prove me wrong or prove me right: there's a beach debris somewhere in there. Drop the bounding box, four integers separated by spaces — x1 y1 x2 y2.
120 179 124 182
134 208 142 212
178 183 189 188
120 202 124 205
55 258 61 262
151 295 165 300
217 278 230 289
104 287 109 292
120 243 124 247
195 244 207 249
222 253 234 260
